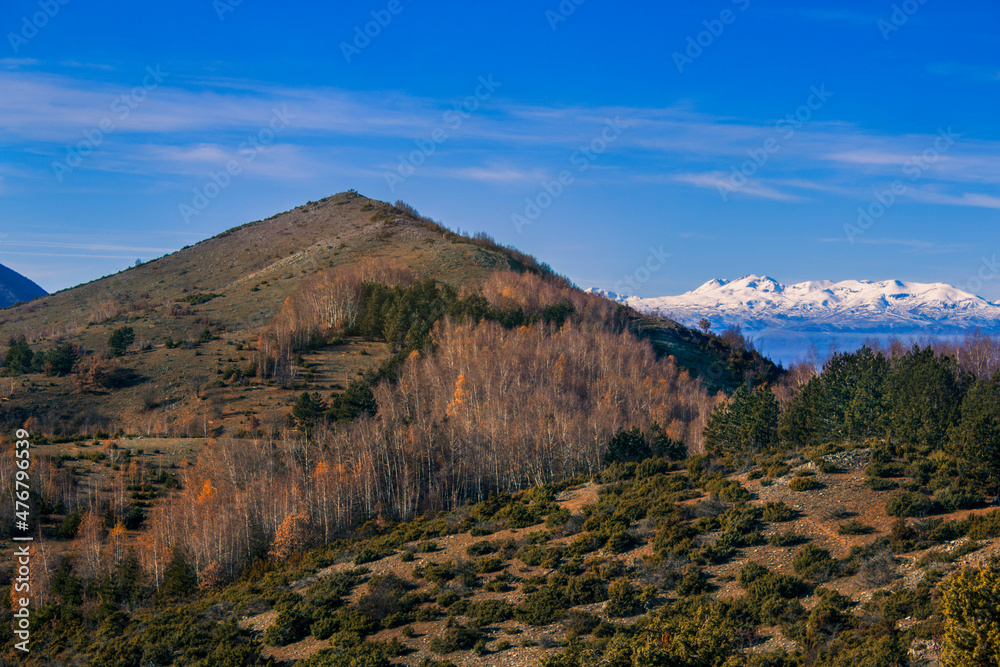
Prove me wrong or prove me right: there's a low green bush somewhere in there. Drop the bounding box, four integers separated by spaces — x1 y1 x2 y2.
767 463 790 478
886 492 937 518
867 477 898 491
429 620 482 654
605 578 642 617
789 477 822 492
768 531 804 547
866 460 906 478
545 508 571 529
474 557 503 574
933 485 981 511
838 520 874 535
264 606 310 646
761 501 795 523
564 610 601 637
676 565 711 596
468 600 514 625
704 478 752 504
465 540 496 557
792 545 837 581
604 530 635 554
515 586 567 626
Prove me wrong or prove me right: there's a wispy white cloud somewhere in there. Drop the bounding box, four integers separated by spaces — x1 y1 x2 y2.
60 60 115 71
669 172 808 202
1 241 176 253
438 164 548 184
1 69 997 211
0 251 157 259
818 237 972 253
904 189 1000 209
0 58 40 69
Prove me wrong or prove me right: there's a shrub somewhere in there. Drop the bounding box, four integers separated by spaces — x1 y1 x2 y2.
720 504 760 544
605 530 635 554
563 573 607 605
354 544 393 565
676 565 711 596
705 478 752 504
565 610 601 637
264 606 310 646
474 557 503 574
940 562 1000 667
886 492 937 518
966 510 1000 539
767 463 790 478
838 520 874 536
465 540 496 557
792 545 837 581
469 600 513 625
436 591 459 608
176 292 221 305
857 550 899 587
429 621 481 654
515 586 567 626
605 578 642 617
498 502 545 528
359 575 411 622
867 477 898 491
58 509 84 539
545 508 571 529
789 477 822 492
866 460 906 478
107 326 135 357
761 501 795 523
768 531 804 547
336 608 379 636
636 457 672 479
814 459 839 474
737 563 807 625
934 486 981 511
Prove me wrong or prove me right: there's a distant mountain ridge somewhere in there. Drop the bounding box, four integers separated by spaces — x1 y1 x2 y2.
589 276 1000 332
0 263 47 308
588 276 1000 363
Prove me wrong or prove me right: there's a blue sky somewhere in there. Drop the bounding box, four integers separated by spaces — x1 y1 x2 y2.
1 0 998 299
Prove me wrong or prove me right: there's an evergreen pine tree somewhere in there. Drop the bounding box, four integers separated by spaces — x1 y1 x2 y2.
949 374 1000 495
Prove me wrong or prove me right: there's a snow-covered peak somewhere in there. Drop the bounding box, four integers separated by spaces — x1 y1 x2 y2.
590 277 1000 333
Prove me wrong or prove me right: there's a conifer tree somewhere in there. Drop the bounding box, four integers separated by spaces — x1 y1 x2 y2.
949 374 1000 495
883 346 963 455
704 384 778 458
941 561 1000 667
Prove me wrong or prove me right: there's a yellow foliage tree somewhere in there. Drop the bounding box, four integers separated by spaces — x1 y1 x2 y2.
103 521 128 572
196 480 215 504
445 374 466 418
270 509 314 561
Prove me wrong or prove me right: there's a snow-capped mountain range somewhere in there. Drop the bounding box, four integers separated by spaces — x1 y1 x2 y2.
587 276 1000 363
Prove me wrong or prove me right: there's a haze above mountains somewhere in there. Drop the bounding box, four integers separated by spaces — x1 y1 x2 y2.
589 276 1000 365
